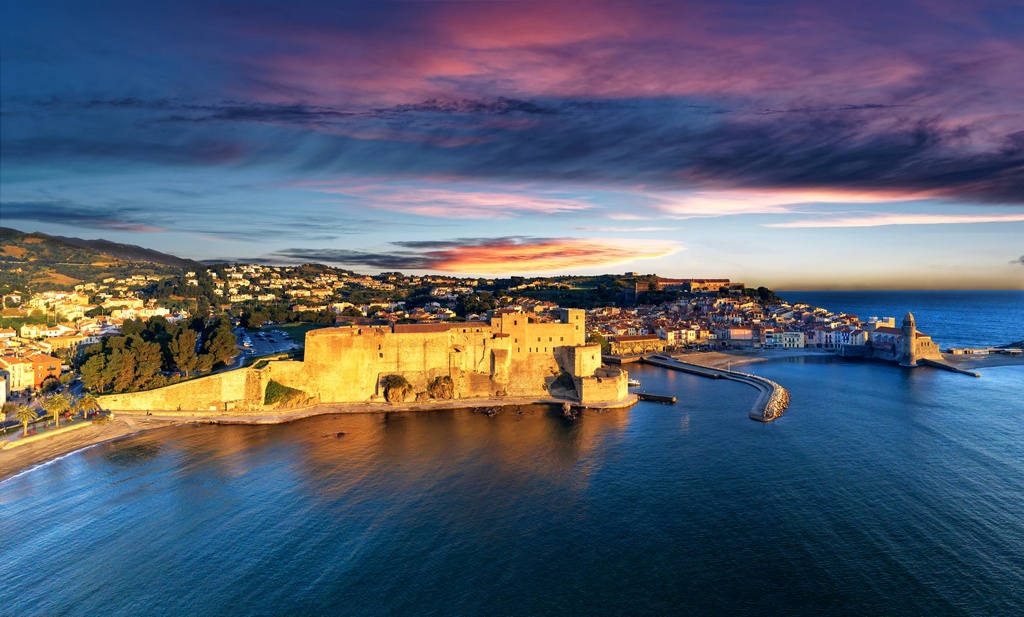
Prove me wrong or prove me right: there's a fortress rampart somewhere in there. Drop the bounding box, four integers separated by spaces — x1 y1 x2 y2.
98 309 629 412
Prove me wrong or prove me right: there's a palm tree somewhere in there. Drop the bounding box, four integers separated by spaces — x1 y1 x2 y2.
14 404 36 437
42 394 70 428
74 393 101 419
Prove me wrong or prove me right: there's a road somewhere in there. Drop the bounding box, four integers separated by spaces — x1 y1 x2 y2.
226 328 301 370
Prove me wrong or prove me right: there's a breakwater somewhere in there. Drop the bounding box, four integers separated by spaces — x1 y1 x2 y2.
643 355 790 422
920 359 981 377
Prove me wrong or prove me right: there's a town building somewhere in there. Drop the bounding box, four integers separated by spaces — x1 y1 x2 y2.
0 356 34 393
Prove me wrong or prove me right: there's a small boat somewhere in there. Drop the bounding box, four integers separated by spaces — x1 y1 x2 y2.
628 379 642 387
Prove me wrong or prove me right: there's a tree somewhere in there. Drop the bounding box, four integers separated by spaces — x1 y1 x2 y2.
109 347 137 393
15 404 36 436
80 353 107 392
73 393 101 419
169 328 199 375
132 340 163 389
40 376 61 393
195 353 215 374
2 401 18 421
43 394 70 427
120 318 145 339
203 317 237 366
240 310 267 329
587 332 611 355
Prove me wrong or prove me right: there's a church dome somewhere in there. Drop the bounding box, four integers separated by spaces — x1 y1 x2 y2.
902 311 915 326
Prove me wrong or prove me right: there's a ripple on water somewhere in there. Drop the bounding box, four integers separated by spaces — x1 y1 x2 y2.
0 360 1022 616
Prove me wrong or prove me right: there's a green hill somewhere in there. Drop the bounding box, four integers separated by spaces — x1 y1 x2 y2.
0 227 203 294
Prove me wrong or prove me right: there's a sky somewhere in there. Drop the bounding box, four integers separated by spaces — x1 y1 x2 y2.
1 0 1022 289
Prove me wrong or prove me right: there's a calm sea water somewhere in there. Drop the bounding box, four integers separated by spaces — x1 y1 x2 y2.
778 290 1024 348
2 295 1023 616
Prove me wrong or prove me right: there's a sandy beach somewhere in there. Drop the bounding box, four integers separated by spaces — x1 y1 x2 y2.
0 417 181 482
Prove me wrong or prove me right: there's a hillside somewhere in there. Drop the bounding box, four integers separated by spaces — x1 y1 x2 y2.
0 227 202 294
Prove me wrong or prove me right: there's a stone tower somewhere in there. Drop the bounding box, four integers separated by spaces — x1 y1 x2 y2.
899 311 918 367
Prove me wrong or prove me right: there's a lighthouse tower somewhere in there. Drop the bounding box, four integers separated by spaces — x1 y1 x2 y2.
899 311 918 367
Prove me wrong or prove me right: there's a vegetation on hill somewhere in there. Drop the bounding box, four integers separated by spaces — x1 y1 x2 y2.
0 227 191 294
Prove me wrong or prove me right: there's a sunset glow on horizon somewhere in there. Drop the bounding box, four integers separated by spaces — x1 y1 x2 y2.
2 0 1022 288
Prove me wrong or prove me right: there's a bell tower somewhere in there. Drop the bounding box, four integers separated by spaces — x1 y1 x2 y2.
899 311 918 367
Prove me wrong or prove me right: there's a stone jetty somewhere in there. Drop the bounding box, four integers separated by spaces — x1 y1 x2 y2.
642 355 790 422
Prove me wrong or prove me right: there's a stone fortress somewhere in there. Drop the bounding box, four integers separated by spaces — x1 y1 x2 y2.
98 309 631 412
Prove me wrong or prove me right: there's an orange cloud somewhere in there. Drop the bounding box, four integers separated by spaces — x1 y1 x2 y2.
429 237 681 274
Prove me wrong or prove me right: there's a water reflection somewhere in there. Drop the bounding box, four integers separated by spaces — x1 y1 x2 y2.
4 360 1020 616
281 403 636 503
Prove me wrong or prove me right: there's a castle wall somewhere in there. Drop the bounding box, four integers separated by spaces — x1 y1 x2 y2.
301 324 519 400
99 313 628 411
578 366 629 405
570 344 603 377
98 368 265 411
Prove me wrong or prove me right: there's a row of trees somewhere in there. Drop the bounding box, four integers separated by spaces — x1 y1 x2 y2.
77 316 237 394
2 392 101 435
239 305 335 328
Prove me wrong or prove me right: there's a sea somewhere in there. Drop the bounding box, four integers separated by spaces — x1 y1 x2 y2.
1 291 1022 616
777 290 1024 349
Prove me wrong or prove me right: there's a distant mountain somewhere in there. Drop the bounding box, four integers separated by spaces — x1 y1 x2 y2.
0 227 203 293
51 234 204 270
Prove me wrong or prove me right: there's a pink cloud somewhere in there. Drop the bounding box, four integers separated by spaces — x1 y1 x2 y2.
225 0 1023 132
765 212 1024 228
300 182 594 218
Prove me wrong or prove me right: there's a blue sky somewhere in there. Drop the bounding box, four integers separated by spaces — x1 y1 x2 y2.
2 0 1022 289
